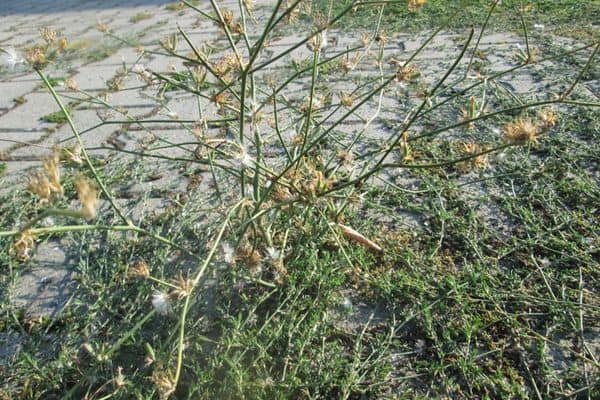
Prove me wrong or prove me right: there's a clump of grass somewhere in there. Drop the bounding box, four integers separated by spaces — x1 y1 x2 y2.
129 11 153 23
1 0 599 398
313 0 600 40
84 44 119 62
40 109 69 123
165 2 187 12
41 75 66 88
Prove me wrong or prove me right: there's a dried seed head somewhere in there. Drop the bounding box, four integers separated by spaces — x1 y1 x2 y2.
375 30 388 45
57 37 68 52
307 30 327 52
27 171 53 202
399 130 414 162
300 94 324 114
270 180 293 201
337 150 356 171
96 22 110 33
408 0 427 11
161 34 178 53
503 117 540 145
192 65 206 82
65 77 79 90
220 9 244 34
526 47 539 64
107 76 124 91
264 247 281 263
221 9 235 28
395 62 418 83
25 47 47 68
128 259 150 278
12 230 36 261
339 92 354 107
40 27 57 44
265 246 287 282
299 163 335 196
170 274 193 299
360 32 371 47
237 245 262 271
75 176 98 219
213 53 239 77
151 368 176 399
459 96 478 129
458 141 488 171
339 58 356 73
211 91 229 107
286 6 300 24
538 107 557 128
233 145 255 170
43 147 63 196
521 3 534 13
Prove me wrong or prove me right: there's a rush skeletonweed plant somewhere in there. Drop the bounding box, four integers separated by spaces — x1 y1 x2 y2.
0 0 598 398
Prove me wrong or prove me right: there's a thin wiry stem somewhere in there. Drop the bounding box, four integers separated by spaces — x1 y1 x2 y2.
371 28 475 173
248 1 360 74
173 201 242 389
209 0 244 69
562 42 599 99
519 1 531 61
464 0 501 78
36 69 131 226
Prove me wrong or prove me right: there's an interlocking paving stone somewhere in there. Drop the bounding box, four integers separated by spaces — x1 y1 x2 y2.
9 109 118 159
0 80 42 108
69 64 121 91
0 1 594 183
10 242 76 318
0 92 61 131
144 128 199 158
0 130 46 154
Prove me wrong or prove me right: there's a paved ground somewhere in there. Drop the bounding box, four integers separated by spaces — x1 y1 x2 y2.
2 0 591 178
0 0 596 320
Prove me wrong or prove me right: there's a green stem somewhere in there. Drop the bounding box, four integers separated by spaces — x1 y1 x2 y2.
173 201 242 388
36 69 131 225
18 208 88 232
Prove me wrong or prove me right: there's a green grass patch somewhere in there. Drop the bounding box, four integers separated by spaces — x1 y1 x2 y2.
129 11 153 23
313 0 599 40
43 76 67 88
40 109 69 123
1 105 598 397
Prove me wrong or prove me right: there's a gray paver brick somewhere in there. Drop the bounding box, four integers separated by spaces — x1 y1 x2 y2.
70 64 120 91
146 128 199 158
0 92 61 131
9 109 118 159
10 242 76 319
0 80 41 109
0 131 46 153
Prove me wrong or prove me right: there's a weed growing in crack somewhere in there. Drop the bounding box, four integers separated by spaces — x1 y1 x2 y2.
1 0 599 398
